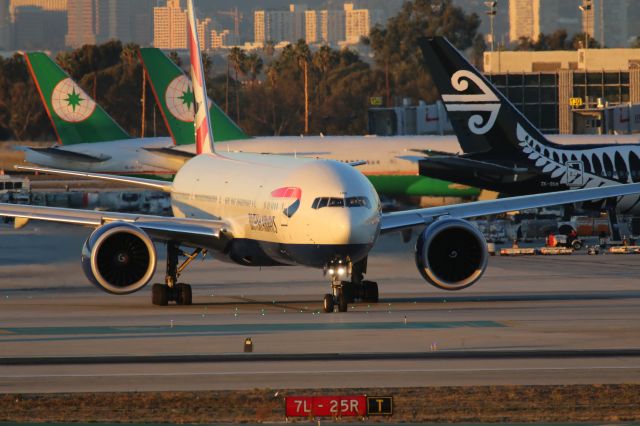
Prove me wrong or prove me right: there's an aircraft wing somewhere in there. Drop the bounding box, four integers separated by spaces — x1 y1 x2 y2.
381 182 640 233
409 148 461 156
414 155 532 175
15 165 172 192
21 147 112 163
0 203 227 244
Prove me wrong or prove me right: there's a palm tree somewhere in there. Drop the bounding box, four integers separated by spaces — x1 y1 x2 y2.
228 47 247 122
244 53 264 85
293 40 311 134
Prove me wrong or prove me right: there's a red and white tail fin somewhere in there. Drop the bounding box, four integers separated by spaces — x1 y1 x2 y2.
186 0 215 156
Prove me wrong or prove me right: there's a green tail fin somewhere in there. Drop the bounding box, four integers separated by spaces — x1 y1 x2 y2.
24 52 130 145
139 47 249 145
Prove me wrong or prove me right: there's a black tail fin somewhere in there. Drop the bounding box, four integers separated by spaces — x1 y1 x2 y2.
418 36 557 155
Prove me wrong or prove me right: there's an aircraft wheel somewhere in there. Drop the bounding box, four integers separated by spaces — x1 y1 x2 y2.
337 292 348 312
176 283 192 305
363 281 379 303
152 283 168 306
323 294 335 313
341 281 356 303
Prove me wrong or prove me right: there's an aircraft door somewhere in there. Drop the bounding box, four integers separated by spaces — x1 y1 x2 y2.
563 161 584 187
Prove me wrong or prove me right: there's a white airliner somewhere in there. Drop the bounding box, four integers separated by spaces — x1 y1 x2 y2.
3 12 640 312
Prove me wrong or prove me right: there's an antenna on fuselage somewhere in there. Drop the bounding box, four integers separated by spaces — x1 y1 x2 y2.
186 0 216 156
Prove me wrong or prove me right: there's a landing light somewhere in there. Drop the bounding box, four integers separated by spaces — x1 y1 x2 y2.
328 268 335 275
337 267 346 276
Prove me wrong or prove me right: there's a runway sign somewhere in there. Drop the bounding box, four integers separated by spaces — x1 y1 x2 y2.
367 396 393 415
285 396 366 417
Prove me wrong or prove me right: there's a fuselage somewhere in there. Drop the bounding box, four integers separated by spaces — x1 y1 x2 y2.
22 133 640 200
171 152 382 268
423 124 640 214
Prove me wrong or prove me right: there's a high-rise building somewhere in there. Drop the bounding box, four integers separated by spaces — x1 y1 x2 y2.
197 16 211 50
344 3 383 44
508 0 541 43
9 0 65 19
580 0 630 48
13 5 66 49
66 0 149 48
254 8 294 45
65 0 98 47
305 10 319 43
0 0 10 49
321 9 345 45
153 0 187 49
154 0 213 50
211 29 238 49
290 4 307 41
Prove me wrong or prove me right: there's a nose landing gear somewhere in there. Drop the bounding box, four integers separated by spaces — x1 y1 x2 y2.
322 258 379 313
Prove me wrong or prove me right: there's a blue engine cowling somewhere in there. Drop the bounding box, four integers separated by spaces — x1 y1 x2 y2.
415 218 488 290
81 222 157 295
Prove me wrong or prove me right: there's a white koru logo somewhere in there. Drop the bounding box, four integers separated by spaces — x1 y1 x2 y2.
51 78 96 123
441 70 501 135
165 75 214 122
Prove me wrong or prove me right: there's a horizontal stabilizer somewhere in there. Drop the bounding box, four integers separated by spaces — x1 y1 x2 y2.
24 147 111 163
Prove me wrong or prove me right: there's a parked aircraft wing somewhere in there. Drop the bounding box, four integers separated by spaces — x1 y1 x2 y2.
15 165 172 192
21 147 111 163
381 182 640 233
0 203 227 244
414 156 532 175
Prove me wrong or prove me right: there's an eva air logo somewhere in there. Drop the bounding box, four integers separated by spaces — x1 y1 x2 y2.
165 75 213 122
51 78 96 123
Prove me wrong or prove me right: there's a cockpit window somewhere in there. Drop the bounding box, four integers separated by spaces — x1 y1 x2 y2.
312 196 371 209
346 196 370 208
328 198 344 207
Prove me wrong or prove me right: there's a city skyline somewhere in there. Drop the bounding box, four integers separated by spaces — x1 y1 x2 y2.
0 0 637 52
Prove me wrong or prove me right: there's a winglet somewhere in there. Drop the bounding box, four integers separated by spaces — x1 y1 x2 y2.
186 0 215 156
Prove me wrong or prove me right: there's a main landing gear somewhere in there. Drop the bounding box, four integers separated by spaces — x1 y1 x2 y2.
151 242 204 306
322 258 379 313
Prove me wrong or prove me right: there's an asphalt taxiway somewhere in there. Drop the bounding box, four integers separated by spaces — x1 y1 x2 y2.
1 222 640 392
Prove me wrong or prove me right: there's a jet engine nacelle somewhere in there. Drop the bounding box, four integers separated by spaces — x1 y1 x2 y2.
81 222 157 294
415 218 488 291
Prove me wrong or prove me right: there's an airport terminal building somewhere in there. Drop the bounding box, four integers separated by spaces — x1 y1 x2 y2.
483 48 640 135
370 48 640 136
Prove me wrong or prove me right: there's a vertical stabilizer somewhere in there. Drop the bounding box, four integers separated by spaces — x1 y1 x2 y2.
418 37 559 155
139 48 249 146
23 52 130 145
186 0 215 156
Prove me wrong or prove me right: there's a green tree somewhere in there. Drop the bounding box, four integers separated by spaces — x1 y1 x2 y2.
570 32 600 49
168 51 182 67
369 0 481 103
0 54 51 141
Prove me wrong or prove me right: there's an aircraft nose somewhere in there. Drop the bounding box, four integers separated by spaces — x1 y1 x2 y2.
330 208 380 244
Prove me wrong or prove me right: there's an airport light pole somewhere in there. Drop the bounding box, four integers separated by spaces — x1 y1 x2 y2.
579 0 592 73
485 1 497 52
